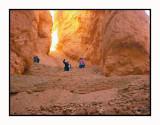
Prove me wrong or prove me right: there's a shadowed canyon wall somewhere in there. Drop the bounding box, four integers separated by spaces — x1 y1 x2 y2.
10 10 53 74
54 10 150 76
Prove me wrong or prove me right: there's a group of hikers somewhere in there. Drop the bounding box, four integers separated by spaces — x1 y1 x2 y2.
33 55 85 71
33 56 40 63
63 57 85 71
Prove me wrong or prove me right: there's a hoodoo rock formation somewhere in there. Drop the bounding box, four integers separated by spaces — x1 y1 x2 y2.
10 10 151 115
10 10 150 76
54 10 150 76
10 10 53 74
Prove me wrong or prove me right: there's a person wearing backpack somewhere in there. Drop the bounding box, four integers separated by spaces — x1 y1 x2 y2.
79 57 85 68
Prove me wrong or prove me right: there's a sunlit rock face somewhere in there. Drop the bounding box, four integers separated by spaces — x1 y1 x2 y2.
33 11 53 54
10 10 53 74
54 10 150 76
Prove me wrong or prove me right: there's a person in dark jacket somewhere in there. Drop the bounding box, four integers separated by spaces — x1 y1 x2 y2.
33 56 37 62
63 58 70 71
33 56 40 63
36 56 40 63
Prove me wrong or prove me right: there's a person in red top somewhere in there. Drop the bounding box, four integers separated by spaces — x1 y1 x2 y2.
79 57 85 68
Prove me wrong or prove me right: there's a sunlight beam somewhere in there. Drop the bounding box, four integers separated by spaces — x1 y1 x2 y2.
49 10 58 52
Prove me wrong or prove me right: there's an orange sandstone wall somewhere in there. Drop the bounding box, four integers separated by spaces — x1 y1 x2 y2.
33 11 53 54
54 10 150 76
10 10 53 74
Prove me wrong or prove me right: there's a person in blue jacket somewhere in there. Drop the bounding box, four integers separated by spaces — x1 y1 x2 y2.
33 56 40 63
36 56 40 63
33 56 37 62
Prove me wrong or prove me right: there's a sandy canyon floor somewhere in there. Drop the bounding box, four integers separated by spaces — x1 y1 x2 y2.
10 52 150 115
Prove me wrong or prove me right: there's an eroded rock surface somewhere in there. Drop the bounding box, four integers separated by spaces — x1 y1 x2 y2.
33 11 53 54
10 10 52 74
54 10 150 76
10 10 150 115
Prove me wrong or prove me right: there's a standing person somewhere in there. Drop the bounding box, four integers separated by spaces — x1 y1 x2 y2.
33 56 40 63
33 56 36 62
79 57 85 68
36 56 40 63
63 58 70 71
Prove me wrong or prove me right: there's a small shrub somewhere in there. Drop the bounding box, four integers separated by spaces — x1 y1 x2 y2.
118 81 129 88
50 98 54 103
57 78 61 81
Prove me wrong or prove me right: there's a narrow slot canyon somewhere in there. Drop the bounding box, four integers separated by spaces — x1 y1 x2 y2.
10 10 150 115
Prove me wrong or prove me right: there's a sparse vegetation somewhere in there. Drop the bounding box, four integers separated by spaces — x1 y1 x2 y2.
50 98 54 103
57 78 61 81
118 81 130 88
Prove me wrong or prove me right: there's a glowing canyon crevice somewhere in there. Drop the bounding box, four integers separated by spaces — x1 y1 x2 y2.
10 10 150 76
54 10 150 76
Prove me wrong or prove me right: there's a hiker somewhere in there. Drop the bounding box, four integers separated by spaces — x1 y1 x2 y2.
79 57 85 68
33 56 40 63
63 58 70 71
36 56 40 63
33 56 37 62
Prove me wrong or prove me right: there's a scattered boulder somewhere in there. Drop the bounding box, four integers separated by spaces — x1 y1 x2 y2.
86 106 99 115
76 108 87 115
64 108 73 115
